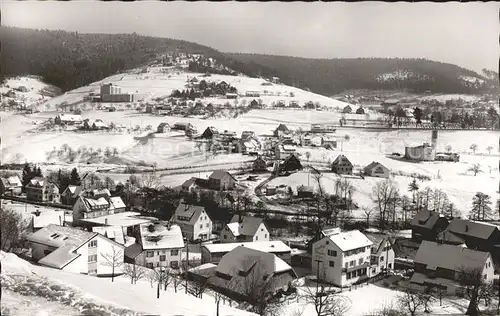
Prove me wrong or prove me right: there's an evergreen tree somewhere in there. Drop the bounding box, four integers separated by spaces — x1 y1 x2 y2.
408 178 419 203
34 166 43 177
70 168 82 186
21 163 33 189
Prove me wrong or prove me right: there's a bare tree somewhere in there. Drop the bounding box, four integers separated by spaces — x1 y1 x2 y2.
100 245 124 282
371 179 400 231
468 163 482 176
397 288 424 316
457 267 495 316
123 262 146 284
301 268 350 316
470 143 478 154
363 207 374 226
139 171 161 190
0 207 30 252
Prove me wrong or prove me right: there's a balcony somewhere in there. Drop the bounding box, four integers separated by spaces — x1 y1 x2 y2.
342 262 370 274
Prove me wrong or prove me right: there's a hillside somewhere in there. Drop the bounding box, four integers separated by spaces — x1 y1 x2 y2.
0 251 256 316
0 76 62 111
223 53 499 95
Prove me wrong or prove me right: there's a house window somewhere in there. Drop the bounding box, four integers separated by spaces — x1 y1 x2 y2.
160 255 166 261
256 236 259 241
329 261 335 267
388 263 392 269
200 224 203 229
147 251 154 257
88 269 97 275
265 234 268 238
206 223 209 227
350 260 354 267
88 240 98 248
147 263 153 268
224 235 227 239
484 274 487 280
345 263 348 269
88 254 97 263
372 268 376 274
170 261 179 269
380 256 384 262
328 250 337 257
171 249 179 256
359 258 364 265
261 228 264 231
346 272 351 280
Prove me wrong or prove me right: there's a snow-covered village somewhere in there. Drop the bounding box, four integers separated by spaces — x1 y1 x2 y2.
1 2 499 316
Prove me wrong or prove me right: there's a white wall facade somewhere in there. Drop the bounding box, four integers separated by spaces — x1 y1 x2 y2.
135 247 183 269
252 223 270 242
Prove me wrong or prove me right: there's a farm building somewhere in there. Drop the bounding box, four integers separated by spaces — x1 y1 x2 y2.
273 124 291 137
226 93 238 99
201 240 292 265
405 143 436 161
200 126 219 139
342 105 352 113
156 123 171 133
252 156 268 172
172 122 194 131
363 161 390 178
297 185 314 198
0 175 22 196
280 154 302 172
245 91 260 97
410 210 449 242
54 114 83 125
331 155 353 175
208 170 237 191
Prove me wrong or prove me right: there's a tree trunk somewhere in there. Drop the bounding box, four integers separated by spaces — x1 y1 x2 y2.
157 282 160 299
465 290 479 316
111 264 115 282
216 300 220 316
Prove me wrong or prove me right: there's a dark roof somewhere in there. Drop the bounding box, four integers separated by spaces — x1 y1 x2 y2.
275 124 289 132
410 210 444 229
392 238 420 260
209 170 236 181
125 243 143 259
364 161 389 172
446 219 499 240
332 155 353 167
436 230 466 245
229 215 265 237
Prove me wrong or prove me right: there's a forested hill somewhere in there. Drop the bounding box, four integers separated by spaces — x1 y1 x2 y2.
0 27 225 92
223 53 499 95
2 27 497 96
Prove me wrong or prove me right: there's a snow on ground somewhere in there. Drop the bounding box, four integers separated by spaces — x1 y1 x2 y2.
417 94 482 103
2 199 73 225
0 76 61 109
2 288 82 316
1 251 256 316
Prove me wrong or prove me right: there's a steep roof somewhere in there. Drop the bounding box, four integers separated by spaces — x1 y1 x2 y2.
228 215 265 238
410 210 445 229
203 240 291 254
446 219 499 240
82 197 109 210
63 185 82 197
109 196 126 210
275 124 290 132
216 246 294 277
414 241 490 271
181 177 198 188
364 161 389 172
173 203 206 225
1 175 22 187
139 223 184 250
124 242 143 260
326 229 373 252
436 230 467 245
332 155 353 167
209 170 236 181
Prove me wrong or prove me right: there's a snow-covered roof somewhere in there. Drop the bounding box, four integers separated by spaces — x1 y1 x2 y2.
326 230 373 252
109 196 126 210
139 223 184 250
90 188 111 197
227 215 264 238
446 219 499 240
63 185 82 197
92 226 125 245
203 240 291 254
32 210 65 229
56 113 83 122
80 211 153 227
0 175 21 187
83 197 109 210
173 203 206 225
27 224 96 250
38 244 80 269
216 246 294 277
414 241 490 272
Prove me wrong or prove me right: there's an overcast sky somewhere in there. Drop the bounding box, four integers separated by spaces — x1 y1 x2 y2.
2 1 498 73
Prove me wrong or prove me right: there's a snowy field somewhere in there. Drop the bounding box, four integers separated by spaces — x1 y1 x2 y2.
0 76 60 109
1 251 256 316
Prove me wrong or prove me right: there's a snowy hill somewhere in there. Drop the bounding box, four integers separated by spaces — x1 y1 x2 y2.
1 251 256 316
0 76 61 111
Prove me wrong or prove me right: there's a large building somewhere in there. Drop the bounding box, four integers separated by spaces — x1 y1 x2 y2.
405 143 436 161
100 83 141 103
25 177 60 203
27 224 125 276
171 203 213 241
201 240 292 265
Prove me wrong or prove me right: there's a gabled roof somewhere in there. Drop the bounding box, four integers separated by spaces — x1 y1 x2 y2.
1 175 22 187
332 155 353 167
158 122 170 128
410 210 445 229
253 156 266 164
324 229 373 252
436 230 467 245
203 241 291 254
173 203 207 225
82 196 109 210
27 224 97 249
414 240 490 271
216 246 294 278
92 226 125 245
139 223 184 250
63 185 82 197
109 196 126 210
56 113 83 122
182 177 198 188
28 177 46 187
209 170 236 182
124 242 143 259
227 215 265 238
446 219 499 240
275 124 290 132
90 188 111 197
364 161 389 173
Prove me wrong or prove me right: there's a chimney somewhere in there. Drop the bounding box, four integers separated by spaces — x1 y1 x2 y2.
105 218 108 226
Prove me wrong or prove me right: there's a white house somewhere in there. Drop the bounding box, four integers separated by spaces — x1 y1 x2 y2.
27 224 124 276
125 222 184 269
72 196 111 225
410 241 495 295
312 229 373 287
171 203 213 241
29 209 66 232
368 236 395 276
219 214 270 243
201 240 292 265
